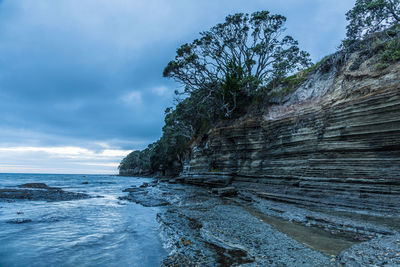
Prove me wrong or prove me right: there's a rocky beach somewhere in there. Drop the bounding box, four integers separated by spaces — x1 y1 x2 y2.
121 179 400 266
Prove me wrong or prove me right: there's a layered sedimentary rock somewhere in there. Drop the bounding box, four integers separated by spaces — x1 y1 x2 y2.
180 47 400 216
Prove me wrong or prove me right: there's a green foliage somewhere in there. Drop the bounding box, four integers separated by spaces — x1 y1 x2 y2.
118 145 154 172
375 37 400 68
149 97 205 172
164 10 311 118
379 38 400 61
282 75 303 90
372 37 384 48
308 56 329 72
343 0 400 46
217 61 255 117
375 62 391 69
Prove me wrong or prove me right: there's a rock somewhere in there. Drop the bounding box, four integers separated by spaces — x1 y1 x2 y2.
97 181 116 184
122 187 143 192
139 182 149 188
211 187 238 197
120 187 169 207
157 184 334 267
174 177 185 183
181 237 193 246
7 218 32 224
17 183 59 190
183 172 233 187
119 193 169 207
0 185 90 201
338 234 400 266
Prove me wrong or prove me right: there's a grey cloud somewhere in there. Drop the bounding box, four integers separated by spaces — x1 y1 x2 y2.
0 0 356 173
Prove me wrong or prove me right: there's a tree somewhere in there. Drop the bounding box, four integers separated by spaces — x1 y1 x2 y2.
149 100 198 172
344 0 400 42
118 145 154 173
163 11 311 117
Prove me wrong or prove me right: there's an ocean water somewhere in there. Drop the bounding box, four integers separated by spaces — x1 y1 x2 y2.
0 173 167 267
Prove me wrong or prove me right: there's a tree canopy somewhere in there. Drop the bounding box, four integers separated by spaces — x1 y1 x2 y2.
118 145 153 172
345 0 400 42
163 11 311 118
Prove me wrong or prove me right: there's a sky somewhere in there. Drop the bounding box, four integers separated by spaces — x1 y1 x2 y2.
0 0 355 174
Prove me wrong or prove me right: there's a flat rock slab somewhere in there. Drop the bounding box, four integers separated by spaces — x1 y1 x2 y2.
0 183 90 201
17 183 59 190
6 218 32 224
122 187 145 193
119 188 169 207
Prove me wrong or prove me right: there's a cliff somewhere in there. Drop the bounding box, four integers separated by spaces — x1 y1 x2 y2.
179 40 400 217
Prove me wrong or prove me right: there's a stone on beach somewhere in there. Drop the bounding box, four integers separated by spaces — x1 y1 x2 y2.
211 186 238 197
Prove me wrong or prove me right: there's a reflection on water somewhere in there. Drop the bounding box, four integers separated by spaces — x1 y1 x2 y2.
0 173 167 267
245 206 359 256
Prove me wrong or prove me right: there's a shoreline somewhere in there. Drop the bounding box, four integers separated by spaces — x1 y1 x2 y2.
1 175 399 266
120 179 400 266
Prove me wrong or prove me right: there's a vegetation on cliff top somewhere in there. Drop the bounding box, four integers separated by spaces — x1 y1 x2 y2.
119 2 400 176
375 36 400 69
342 0 399 47
163 11 311 118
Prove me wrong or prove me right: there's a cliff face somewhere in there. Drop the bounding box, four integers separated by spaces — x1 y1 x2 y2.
180 48 400 216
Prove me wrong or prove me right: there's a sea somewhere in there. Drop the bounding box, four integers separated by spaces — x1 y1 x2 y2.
0 173 168 267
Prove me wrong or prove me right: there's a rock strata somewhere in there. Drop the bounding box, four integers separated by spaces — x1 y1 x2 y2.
180 48 400 221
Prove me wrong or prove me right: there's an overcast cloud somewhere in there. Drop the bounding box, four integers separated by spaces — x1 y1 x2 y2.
0 0 355 174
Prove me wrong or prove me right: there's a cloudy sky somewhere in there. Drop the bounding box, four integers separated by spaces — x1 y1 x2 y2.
0 0 355 174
